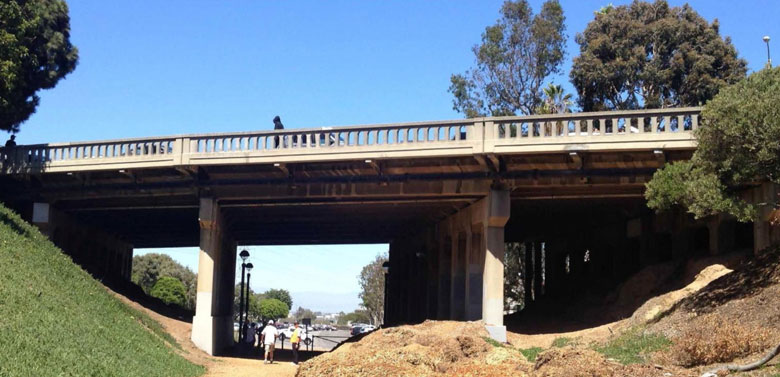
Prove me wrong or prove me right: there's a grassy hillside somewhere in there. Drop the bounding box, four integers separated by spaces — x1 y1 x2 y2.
0 203 204 377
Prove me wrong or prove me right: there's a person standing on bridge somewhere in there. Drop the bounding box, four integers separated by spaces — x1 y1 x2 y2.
2 135 16 166
4 135 16 149
260 319 278 364
290 321 302 365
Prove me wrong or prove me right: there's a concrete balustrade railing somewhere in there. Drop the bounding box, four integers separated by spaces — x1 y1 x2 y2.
0 107 700 174
484 107 701 154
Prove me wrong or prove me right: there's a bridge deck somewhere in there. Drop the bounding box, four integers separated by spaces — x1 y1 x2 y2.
1 108 699 174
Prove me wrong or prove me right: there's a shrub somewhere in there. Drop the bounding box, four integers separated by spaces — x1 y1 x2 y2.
671 315 771 366
646 67 780 221
519 346 543 362
150 276 188 307
259 298 289 320
551 337 572 348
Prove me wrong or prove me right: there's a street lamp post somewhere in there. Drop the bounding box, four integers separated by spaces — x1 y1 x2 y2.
382 261 389 326
243 262 253 340
238 249 250 342
764 36 772 68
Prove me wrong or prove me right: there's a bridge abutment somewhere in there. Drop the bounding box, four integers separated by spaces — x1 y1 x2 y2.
29 201 132 281
191 197 237 356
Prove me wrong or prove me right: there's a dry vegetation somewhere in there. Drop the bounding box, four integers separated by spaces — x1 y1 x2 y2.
670 314 772 367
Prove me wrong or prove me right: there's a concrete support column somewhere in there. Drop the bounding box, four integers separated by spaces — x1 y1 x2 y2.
191 197 236 355
32 202 52 237
437 234 452 319
450 231 467 320
523 242 533 307
482 189 510 341
466 228 483 320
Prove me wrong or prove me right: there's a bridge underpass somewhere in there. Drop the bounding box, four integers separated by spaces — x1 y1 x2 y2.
3 107 776 355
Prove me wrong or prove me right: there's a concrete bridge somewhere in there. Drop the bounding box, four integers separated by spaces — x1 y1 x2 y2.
6 107 772 355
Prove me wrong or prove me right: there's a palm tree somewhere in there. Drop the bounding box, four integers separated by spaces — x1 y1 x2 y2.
541 83 574 114
539 83 574 136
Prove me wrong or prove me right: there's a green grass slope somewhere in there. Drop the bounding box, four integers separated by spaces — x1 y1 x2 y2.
0 203 204 377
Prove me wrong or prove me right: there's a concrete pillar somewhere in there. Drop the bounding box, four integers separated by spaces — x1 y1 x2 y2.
466 228 483 320
451 231 467 320
523 242 532 307
482 189 510 341
191 197 236 355
533 241 542 299
32 202 51 236
426 230 439 320
437 235 452 319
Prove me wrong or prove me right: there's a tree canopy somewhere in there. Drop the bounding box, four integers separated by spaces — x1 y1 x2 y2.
570 0 746 111
646 67 780 221
1 0 79 133
261 288 292 311
358 253 387 325
132 253 197 309
149 276 188 307
449 0 566 117
258 298 289 321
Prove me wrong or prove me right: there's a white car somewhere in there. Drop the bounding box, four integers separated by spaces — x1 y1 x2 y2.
278 326 313 345
360 325 376 333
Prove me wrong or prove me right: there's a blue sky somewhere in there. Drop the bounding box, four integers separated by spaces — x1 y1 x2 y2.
14 0 779 312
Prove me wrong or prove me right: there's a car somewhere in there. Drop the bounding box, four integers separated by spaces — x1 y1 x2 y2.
360 325 376 334
350 326 363 336
278 326 313 345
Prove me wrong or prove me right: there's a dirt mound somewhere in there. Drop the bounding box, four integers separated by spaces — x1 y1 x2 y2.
532 348 692 377
296 321 527 377
649 246 780 372
627 263 733 326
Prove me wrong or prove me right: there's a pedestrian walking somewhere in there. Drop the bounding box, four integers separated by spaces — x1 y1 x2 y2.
290 321 302 365
260 320 278 364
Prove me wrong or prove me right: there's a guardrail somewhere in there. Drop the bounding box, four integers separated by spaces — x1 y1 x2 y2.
0 107 700 174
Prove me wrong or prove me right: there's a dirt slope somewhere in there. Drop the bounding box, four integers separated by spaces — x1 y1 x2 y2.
110 288 297 377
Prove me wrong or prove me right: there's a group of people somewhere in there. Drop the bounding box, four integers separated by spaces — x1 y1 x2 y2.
243 320 304 365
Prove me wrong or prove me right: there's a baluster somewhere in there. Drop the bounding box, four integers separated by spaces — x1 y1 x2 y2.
677 115 684 132
692 113 699 130
664 116 671 133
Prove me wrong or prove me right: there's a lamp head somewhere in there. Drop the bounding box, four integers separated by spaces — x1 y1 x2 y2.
239 249 250 262
381 261 390 274
246 263 253 273
764 35 771 43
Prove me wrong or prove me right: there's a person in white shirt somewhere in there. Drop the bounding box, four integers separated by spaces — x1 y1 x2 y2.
260 320 278 364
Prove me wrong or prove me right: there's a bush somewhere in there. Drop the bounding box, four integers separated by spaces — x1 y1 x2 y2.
519 346 543 362
150 276 188 307
671 314 771 367
259 298 289 320
646 67 780 221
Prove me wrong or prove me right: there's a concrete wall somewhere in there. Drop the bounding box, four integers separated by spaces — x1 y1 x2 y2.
385 189 509 340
